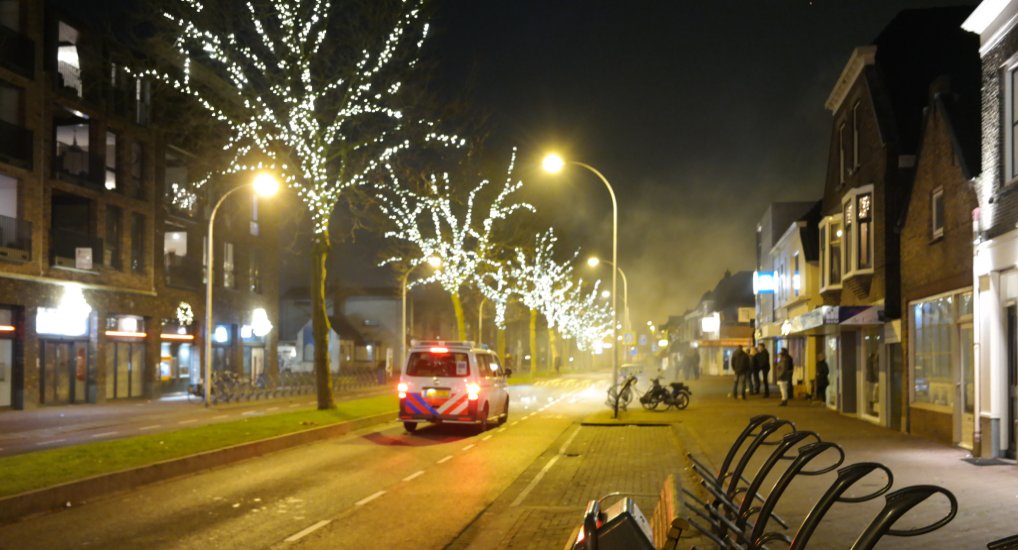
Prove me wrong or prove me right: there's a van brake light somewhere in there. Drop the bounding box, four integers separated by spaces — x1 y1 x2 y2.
429 346 449 354
397 382 408 398
466 382 480 400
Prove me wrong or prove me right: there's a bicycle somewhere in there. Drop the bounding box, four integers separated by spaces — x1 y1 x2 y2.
606 373 639 412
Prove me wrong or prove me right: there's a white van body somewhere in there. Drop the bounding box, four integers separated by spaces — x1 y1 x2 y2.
397 340 509 433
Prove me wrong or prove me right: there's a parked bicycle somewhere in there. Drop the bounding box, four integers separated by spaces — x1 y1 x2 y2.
640 377 692 411
606 373 639 412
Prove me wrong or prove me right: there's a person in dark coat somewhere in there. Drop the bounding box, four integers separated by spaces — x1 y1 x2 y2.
730 346 750 400
777 348 793 406
754 343 771 398
815 352 829 403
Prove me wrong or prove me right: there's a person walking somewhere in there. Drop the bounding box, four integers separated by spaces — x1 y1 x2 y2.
815 352 829 403
754 343 771 398
730 346 750 400
747 345 759 394
777 348 793 406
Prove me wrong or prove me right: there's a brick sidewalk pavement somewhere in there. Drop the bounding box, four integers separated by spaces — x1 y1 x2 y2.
668 376 1016 548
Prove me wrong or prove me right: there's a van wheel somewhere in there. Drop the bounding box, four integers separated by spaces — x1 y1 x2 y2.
404 421 418 433
498 397 509 425
478 403 490 433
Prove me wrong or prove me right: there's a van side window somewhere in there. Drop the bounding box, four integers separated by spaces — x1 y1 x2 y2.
489 356 504 377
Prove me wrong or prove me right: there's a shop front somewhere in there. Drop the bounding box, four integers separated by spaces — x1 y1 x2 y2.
0 307 17 408
160 317 197 394
36 286 95 405
103 315 147 400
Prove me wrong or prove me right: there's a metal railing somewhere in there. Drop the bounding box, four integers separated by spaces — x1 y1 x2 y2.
0 24 34 78
0 118 32 169
49 228 104 269
165 253 202 289
0 214 31 260
188 362 391 404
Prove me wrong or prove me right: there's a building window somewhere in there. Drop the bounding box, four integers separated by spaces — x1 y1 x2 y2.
931 187 944 240
793 252 800 297
0 1 20 32
105 131 117 191
223 241 234 289
819 216 843 291
857 192 872 269
839 122 847 184
56 22 82 97
54 109 90 181
165 148 195 217
840 185 875 277
852 101 861 169
249 248 261 294
130 212 144 273
0 81 20 126
135 78 151 125
127 140 143 200
105 205 121 270
912 296 954 407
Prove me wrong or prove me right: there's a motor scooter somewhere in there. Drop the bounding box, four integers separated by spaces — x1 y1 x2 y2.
639 377 692 410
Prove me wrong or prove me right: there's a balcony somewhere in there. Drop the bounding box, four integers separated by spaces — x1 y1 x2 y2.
0 214 30 262
0 119 32 169
50 228 103 271
165 253 202 290
53 149 103 189
0 25 34 79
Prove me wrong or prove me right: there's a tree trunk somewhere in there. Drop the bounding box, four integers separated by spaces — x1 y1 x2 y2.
497 328 506 363
451 292 466 341
311 232 335 410
548 328 558 374
529 308 537 376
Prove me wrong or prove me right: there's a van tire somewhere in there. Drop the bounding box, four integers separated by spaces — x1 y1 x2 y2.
478 403 490 433
404 421 418 433
498 397 509 425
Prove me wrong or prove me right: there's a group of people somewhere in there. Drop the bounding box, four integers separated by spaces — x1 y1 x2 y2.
730 344 829 406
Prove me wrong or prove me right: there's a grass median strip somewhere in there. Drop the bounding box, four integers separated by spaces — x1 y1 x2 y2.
0 395 397 499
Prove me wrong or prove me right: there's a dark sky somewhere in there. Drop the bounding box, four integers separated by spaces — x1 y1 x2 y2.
360 0 977 326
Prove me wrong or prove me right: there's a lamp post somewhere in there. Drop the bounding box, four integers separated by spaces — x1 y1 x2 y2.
477 296 487 345
400 256 441 370
543 153 620 417
204 172 279 406
587 256 630 332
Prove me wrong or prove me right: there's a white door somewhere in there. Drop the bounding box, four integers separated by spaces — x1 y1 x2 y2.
0 339 11 407
958 323 975 449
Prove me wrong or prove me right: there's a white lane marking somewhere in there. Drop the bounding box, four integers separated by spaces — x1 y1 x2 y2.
355 491 385 507
402 470 425 482
36 439 65 446
462 444 475 451
212 415 229 420
267 407 279 412
437 455 453 464
91 432 118 438
511 421 519 426
284 519 331 542
241 411 257 416
289 403 300 408
138 425 160 431
179 419 197 425
482 435 493 441
497 427 507 433
511 426 582 507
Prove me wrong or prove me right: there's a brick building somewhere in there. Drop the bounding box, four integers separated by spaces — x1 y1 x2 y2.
815 8 977 428
899 77 980 448
0 1 279 410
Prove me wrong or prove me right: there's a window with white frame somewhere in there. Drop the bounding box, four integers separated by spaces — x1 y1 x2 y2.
840 185 875 277
793 252 801 297
819 215 843 291
931 187 944 239
911 295 956 407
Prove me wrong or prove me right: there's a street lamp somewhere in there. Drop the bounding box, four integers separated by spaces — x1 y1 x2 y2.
477 296 487 345
543 153 620 416
587 256 630 332
400 256 441 370
204 172 279 406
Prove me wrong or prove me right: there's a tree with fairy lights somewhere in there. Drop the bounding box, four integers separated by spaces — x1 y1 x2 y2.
379 151 534 341
138 0 460 409
511 229 577 375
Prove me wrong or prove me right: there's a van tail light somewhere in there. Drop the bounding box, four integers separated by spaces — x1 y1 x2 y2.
397 382 408 399
466 382 480 401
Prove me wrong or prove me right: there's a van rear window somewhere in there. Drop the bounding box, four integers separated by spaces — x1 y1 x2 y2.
406 352 470 377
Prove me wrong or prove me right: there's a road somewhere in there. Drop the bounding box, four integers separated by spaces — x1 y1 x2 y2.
0 375 678 549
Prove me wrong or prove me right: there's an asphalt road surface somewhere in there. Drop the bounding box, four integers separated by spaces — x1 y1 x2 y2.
0 376 613 549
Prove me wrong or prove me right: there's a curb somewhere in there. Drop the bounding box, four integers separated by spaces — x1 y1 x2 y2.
0 411 396 525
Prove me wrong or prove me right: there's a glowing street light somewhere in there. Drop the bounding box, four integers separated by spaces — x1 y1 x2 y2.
543 152 620 416
401 256 442 369
204 172 279 406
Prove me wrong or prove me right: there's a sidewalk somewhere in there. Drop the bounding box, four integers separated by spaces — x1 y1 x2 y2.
618 376 1018 548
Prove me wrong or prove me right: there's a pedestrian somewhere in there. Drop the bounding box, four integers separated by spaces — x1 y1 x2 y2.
815 352 829 403
776 348 793 406
747 344 759 394
754 343 770 397
554 355 562 375
730 346 750 399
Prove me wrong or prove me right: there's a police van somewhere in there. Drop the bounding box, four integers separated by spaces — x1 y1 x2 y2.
397 340 510 433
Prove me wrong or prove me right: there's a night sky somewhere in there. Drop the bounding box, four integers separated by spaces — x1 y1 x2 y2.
323 0 980 326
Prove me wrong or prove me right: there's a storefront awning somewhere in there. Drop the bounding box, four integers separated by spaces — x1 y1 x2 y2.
839 306 883 326
695 338 751 348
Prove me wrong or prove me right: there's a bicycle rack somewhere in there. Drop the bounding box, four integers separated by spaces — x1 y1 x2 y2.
789 462 894 549
850 484 958 549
